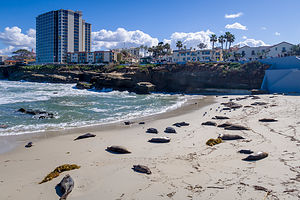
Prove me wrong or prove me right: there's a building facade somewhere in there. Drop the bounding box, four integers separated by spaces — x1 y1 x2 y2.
172 49 223 63
36 9 91 64
0 55 8 62
67 51 117 64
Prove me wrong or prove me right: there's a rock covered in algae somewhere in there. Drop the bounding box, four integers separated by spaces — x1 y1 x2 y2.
39 164 80 184
206 138 223 146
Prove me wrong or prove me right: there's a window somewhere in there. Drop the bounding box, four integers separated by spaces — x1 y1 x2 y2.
251 50 255 55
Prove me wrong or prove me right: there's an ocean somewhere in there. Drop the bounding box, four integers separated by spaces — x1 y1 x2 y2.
0 80 192 135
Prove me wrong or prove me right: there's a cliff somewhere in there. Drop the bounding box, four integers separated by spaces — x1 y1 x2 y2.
0 62 269 94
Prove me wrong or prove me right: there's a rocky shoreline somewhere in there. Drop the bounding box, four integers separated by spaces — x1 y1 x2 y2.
0 62 269 94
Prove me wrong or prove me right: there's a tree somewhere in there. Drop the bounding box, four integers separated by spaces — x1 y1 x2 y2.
227 33 235 50
147 42 171 58
210 34 217 60
224 32 231 49
176 41 183 50
197 43 207 50
291 44 300 56
218 35 225 50
12 49 34 61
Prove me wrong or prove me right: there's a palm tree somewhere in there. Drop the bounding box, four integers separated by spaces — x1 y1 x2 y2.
210 34 217 60
176 41 183 50
228 33 235 50
218 35 225 50
225 32 231 50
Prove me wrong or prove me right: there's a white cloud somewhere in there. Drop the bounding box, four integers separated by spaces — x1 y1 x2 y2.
0 26 36 55
225 22 247 30
275 32 280 36
237 38 268 47
225 12 243 19
261 27 267 30
242 36 247 39
167 30 214 49
91 28 159 50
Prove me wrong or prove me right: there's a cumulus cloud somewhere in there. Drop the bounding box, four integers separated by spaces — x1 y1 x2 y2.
91 28 159 50
0 26 36 55
236 37 268 47
275 32 280 36
225 22 247 30
225 12 243 19
167 30 214 50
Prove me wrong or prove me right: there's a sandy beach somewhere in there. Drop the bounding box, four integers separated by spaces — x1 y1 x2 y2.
0 94 299 200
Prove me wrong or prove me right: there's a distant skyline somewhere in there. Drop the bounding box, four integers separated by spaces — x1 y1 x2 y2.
0 0 299 55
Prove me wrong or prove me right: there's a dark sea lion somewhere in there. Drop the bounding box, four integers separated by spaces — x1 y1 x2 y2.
164 127 176 133
218 134 244 140
57 174 74 200
251 102 268 106
173 122 190 127
106 145 131 154
132 165 151 174
212 116 230 120
243 152 268 161
25 142 33 148
146 128 158 134
74 133 96 140
201 121 217 126
148 137 170 143
259 118 278 122
139 122 145 125
124 121 133 125
238 149 254 154
224 124 250 130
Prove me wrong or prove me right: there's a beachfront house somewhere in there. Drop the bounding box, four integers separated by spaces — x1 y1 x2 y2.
172 49 223 63
67 50 117 64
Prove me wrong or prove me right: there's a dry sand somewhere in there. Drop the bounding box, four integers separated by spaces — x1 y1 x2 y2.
0 95 299 200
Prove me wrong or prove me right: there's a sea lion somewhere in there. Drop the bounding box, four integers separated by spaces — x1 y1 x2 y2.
106 145 131 154
25 142 33 148
251 102 268 106
139 122 145 125
132 165 151 174
218 133 244 140
243 152 268 161
173 122 190 127
212 116 230 120
74 133 96 140
238 149 254 154
224 124 250 130
124 121 133 125
259 118 278 122
201 121 217 126
217 122 233 128
146 128 158 134
148 137 171 143
164 127 176 133
57 174 74 200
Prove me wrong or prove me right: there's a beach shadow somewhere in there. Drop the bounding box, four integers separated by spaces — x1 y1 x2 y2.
105 149 130 154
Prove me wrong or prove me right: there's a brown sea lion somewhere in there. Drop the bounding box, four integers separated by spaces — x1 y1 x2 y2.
243 152 268 161
132 165 151 174
106 145 131 154
148 137 171 143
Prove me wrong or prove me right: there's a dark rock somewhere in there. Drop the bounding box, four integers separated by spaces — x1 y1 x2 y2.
148 137 171 143
259 118 278 122
134 82 155 94
173 122 190 127
17 108 54 119
25 142 33 148
243 152 268 161
106 145 131 154
76 81 93 89
146 128 158 134
201 121 217 126
218 134 244 140
164 127 176 133
132 165 151 174
212 116 230 120
238 149 254 154
74 133 96 140
224 124 250 131
0 124 8 129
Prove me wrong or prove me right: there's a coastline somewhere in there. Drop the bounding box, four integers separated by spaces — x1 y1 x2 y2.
0 94 299 200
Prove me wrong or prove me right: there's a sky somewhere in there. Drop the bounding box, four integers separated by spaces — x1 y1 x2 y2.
0 0 299 55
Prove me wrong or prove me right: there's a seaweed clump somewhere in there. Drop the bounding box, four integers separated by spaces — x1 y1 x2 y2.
206 138 223 146
39 164 80 184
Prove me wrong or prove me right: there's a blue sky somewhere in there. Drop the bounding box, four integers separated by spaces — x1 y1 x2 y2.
0 0 299 54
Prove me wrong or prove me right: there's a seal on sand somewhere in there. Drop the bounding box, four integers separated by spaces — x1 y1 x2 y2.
218 134 244 140
164 127 176 133
106 145 131 154
57 174 74 200
148 137 170 143
243 152 268 161
132 165 151 174
74 133 96 140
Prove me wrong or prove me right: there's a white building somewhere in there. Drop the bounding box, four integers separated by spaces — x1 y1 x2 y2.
172 49 223 63
67 50 117 64
0 55 8 62
267 42 293 58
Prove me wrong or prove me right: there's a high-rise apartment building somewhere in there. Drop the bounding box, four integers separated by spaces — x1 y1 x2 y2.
36 9 91 64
